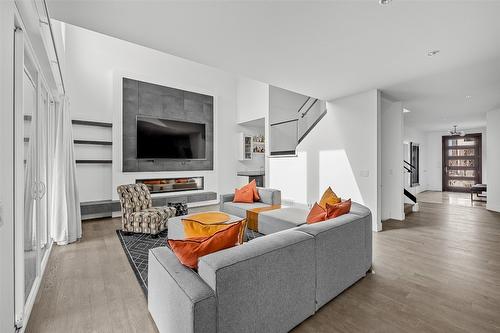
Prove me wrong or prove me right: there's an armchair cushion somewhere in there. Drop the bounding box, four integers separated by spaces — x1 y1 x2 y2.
117 183 176 235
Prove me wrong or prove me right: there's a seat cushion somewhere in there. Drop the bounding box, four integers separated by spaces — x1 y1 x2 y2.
221 201 269 218
130 206 176 234
258 207 309 234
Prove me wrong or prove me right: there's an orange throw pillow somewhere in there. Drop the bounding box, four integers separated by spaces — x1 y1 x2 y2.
326 199 352 219
183 219 247 244
306 202 328 224
318 187 341 209
168 222 241 269
248 179 261 201
234 180 260 202
233 186 254 203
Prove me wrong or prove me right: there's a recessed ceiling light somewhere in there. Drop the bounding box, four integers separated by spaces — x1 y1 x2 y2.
379 0 392 5
466 95 472 100
427 50 440 57
403 108 411 113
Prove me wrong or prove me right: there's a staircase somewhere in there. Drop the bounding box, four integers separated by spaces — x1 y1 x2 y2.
403 160 418 215
269 96 327 156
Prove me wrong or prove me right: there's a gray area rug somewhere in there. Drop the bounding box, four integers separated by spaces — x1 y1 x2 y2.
116 227 263 297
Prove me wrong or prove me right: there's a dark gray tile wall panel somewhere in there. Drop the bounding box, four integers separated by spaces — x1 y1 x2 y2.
122 78 214 172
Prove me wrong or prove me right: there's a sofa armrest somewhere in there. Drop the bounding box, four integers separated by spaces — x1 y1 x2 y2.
220 193 235 204
257 187 281 205
148 247 216 333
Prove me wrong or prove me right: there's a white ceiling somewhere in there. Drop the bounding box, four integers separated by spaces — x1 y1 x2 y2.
47 0 500 131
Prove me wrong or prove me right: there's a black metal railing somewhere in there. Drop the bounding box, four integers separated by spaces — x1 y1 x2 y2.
404 188 417 203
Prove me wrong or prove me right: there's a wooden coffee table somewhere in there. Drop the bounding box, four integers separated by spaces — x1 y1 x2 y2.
246 205 282 232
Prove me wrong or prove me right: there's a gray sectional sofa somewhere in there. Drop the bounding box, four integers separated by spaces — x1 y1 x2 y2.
219 187 281 218
148 193 372 333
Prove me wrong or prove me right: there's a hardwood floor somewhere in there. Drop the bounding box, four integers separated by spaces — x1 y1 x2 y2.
27 198 500 333
26 218 159 333
417 190 487 208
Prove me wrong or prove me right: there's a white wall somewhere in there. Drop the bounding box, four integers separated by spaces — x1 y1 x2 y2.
63 24 240 203
236 124 266 186
487 109 500 212
404 125 428 193
269 89 381 231
235 77 270 186
236 78 268 124
0 2 15 331
381 97 404 221
269 85 305 124
426 127 487 191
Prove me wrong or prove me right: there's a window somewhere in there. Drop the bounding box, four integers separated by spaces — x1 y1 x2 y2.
410 143 419 187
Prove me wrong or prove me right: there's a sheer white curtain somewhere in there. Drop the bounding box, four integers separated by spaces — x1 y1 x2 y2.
50 97 81 245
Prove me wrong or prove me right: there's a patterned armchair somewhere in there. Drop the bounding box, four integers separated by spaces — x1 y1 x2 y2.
116 184 176 237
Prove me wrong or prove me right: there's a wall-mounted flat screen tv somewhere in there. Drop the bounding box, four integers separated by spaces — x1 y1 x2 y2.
136 116 206 159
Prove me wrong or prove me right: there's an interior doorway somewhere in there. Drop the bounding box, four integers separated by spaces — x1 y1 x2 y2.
442 133 482 192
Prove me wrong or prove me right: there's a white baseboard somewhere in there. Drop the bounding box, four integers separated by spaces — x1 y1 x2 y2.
486 203 500 213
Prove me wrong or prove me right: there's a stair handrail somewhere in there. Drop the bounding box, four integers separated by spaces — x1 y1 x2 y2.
404 188 417 203
297 97 311 114
404 160 416 170
301 99 318 118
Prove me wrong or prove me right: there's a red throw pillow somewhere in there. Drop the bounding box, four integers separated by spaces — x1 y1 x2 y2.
306 202 328 224
233 186 254 203
326 199 352 219
168 222 241 269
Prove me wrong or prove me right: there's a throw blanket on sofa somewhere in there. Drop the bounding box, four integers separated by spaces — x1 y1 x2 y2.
246 205 281 231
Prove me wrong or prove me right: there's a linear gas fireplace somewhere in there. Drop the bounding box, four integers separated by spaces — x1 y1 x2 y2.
136 177 204 194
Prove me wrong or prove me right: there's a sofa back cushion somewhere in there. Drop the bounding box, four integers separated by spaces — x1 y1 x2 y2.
297 208 372 310
198 229 315 333
257 187 281 205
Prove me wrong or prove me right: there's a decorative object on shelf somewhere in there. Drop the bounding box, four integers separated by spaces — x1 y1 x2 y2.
252 134 265 154
252 135 265 143
253 145 265 153
167 202 188 216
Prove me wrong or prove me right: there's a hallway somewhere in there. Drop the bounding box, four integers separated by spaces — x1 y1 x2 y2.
417 190 487 208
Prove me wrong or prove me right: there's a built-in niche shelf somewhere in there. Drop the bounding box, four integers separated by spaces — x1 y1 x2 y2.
75 160 112 164
72 119 113 169
72 119 112 128
74 139 112 146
